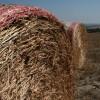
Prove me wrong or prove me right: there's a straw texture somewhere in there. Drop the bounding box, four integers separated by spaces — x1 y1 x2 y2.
0 5 74 100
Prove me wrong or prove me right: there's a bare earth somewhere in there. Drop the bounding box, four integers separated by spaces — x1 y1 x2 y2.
76 32 100 100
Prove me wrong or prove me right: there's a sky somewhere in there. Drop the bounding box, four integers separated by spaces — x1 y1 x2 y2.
0 0 100 24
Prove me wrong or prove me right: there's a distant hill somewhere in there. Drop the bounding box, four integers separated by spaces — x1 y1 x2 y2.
85 24 100 33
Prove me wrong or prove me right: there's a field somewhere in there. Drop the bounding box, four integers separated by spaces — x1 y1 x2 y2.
76 27 100 100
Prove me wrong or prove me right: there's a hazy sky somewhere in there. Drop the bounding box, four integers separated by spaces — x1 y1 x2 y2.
0 0 100 24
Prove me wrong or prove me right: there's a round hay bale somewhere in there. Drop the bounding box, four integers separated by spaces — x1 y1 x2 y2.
66 22 87 69
0 5 74 100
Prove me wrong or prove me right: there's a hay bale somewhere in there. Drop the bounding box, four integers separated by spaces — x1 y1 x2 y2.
0 5 74 100
66 22 87 69
66 22 88 100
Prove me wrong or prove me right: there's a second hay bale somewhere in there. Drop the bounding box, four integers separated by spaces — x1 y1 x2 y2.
66 22 87 68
